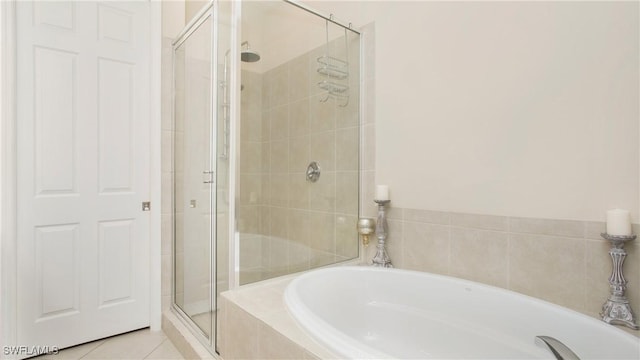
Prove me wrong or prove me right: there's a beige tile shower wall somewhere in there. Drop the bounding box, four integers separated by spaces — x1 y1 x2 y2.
263 43 360 265
239 35 360 281
239 68 265 277
239 69 263 241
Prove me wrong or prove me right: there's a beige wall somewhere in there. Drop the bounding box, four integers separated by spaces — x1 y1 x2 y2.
162 0 185 38
185 0 209 24
309 1 639 223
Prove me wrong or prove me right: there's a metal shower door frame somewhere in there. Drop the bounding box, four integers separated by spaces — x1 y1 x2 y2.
171 1 218 353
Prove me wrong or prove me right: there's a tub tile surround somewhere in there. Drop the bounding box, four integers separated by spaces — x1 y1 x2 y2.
362 207 640 337
218 276 335 360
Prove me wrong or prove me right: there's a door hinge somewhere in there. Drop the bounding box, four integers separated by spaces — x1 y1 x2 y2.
142 201 151 211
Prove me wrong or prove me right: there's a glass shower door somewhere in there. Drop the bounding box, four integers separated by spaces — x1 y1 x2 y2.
173 11 215 342
236 1 361 285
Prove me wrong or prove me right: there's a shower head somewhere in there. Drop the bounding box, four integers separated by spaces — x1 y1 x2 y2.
241 50 261 63
241 41 261 63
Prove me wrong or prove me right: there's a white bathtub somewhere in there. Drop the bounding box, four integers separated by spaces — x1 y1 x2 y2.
284 266 640 359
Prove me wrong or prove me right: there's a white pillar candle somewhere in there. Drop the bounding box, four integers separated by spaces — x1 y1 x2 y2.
375 185 389 201
606 209 632 236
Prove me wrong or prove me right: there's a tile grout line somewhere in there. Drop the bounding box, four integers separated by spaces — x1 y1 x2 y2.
142 338 169 360
78 339 107 360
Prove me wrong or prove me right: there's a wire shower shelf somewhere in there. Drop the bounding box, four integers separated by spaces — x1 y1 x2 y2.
317 17 349 106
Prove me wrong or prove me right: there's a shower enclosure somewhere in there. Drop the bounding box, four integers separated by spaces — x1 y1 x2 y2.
171 0 360 353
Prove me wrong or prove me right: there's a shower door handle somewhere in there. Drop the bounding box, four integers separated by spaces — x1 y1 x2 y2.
203 170 214 184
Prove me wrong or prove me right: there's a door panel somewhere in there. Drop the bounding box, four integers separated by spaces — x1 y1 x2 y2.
17 0 151 352
98 219 135 307
33 47 77 196
98 58 135 193
35 224 80 319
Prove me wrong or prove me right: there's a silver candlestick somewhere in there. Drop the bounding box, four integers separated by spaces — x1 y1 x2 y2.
371 200 392 267
600 233 639 330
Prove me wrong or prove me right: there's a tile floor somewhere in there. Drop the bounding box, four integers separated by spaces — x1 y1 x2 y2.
34 329 184 360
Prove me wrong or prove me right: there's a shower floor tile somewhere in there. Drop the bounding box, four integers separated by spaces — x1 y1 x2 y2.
33 328 184 360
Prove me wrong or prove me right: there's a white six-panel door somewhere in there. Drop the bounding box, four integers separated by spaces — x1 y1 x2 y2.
16 0 151 352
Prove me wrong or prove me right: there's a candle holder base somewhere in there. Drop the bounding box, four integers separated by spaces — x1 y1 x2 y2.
371 247 393 268
601 296 640 330
600 233 639 330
